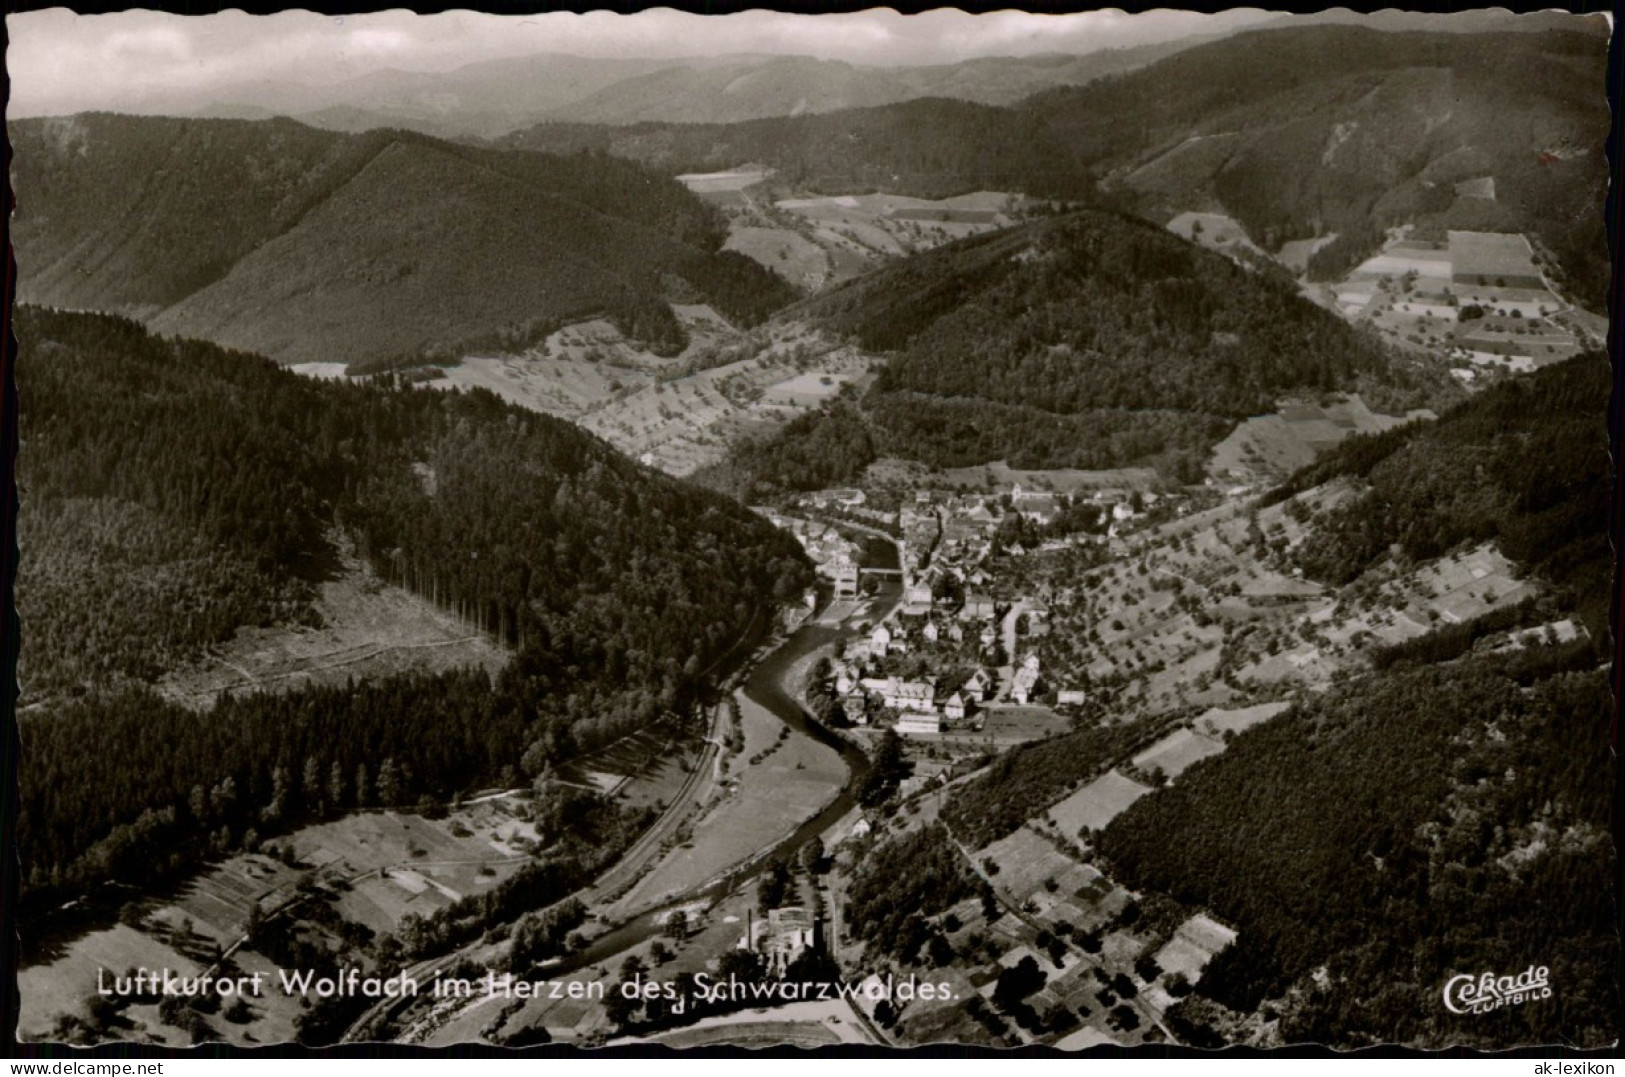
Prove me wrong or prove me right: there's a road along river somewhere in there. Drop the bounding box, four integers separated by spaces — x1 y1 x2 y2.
557 611 879 971
343 577 898 1042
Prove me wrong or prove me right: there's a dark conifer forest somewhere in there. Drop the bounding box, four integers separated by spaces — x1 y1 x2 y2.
1098 662 1615 1050
706 209 1455 492
1277 354 1611 632
16 307 812 901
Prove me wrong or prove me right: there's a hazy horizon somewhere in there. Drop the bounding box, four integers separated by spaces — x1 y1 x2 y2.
8 7 1284 118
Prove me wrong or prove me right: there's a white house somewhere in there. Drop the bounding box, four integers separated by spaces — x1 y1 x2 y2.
1012 656 1042 704
742 907 816 974
860 675 935 712
944 692 968 721
963 668 994 700
896 712 943 736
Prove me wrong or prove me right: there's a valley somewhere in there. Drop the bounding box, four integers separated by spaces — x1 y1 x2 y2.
6 8 1614 1056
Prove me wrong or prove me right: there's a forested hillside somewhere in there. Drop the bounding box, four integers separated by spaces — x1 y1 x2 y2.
932 352 1614 1048
1097 662 1615 1049
9 115 795 364
504 98 1095 202
702 209 1450 496
502 26 1608 308
1032 26 1609 302
1273 354 1610 631
16 308 812 900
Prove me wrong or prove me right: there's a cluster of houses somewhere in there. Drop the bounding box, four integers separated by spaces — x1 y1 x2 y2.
825 660 997 736
797 488 901 532
772 485 1131 737
758 510 863 593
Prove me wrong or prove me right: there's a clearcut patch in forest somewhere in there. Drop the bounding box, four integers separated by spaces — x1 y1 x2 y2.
156 539 508 710
1208 394 1434 485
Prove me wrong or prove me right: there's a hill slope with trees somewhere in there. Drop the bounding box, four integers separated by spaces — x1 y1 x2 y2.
503 25 1608 308
935 353 1613 1048
1099 661 1614 1049
16 307 812 902
700 209 1452 497
1271 353 1611 632
9 114 795 365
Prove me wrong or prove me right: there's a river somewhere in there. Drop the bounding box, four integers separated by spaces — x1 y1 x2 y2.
549 579 896 973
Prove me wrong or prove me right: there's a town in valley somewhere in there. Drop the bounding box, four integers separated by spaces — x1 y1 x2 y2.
7 6 1615 1053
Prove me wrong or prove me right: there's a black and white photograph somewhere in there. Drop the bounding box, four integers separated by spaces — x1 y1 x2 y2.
2 3 1618 1055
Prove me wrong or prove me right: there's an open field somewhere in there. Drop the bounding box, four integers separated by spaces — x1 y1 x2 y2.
1193 701 1291 738
976 828 1098 906
1209 394 1434 483
1046 770 1154 838
19 925 203 1044
762 370 856 407
288 362 352 380
1129 729 1224 782
724 227 831 290
1449 229 1544 286
1165 212 1266 262
1152 915 1235 985
1275 234 1337 275
156 537 508 710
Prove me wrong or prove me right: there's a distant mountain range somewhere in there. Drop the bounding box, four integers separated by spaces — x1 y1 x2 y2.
9 20 1609 376
505 24 1610 308
28 45 1198 142
522 45 1195 127
9 113 794 365
15 9 1599 140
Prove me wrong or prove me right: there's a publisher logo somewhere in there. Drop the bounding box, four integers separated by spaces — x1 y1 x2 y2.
1443 965 1552 1015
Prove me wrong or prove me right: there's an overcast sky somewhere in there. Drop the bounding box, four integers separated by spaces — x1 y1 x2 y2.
8 7 1280 115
